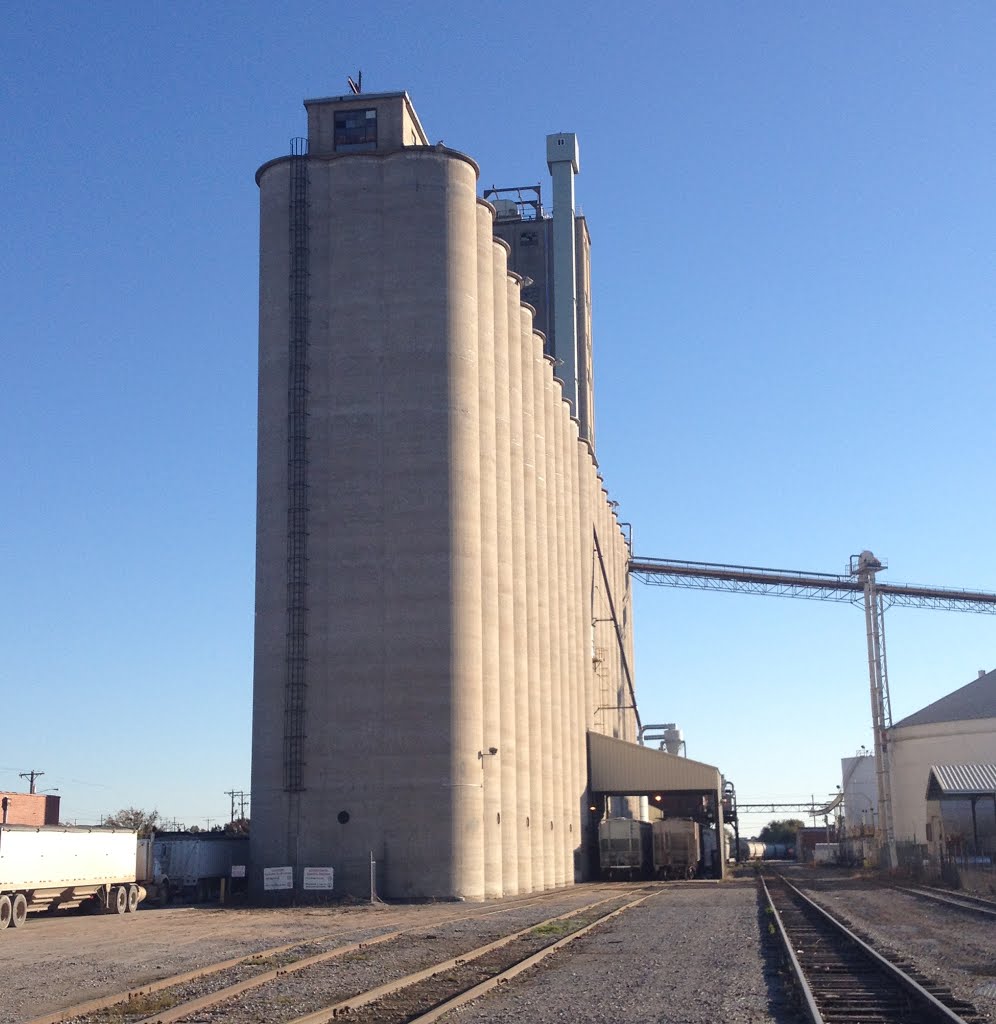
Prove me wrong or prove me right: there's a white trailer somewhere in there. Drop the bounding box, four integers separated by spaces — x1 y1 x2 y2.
0 824 145 929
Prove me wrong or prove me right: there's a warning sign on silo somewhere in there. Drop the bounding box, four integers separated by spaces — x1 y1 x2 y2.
303 866 334 890
263 866 294 890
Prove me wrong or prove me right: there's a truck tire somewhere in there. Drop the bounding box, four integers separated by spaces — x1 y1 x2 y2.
127 884 139 912
112 885 128 915
0 894 11 929
11 893 28 928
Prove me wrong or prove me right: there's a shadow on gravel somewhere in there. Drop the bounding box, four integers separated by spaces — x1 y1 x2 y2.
755 881 806 1024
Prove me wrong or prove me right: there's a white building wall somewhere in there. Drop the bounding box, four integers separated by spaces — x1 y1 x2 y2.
889 717 996 844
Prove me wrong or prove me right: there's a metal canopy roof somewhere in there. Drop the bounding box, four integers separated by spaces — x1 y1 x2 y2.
588 731 722 794
925 763 996 799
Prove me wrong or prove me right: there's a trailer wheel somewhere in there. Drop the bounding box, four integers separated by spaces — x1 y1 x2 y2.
111 886 128 915
127 884 139 913
11 893 28 928
0 895 11 929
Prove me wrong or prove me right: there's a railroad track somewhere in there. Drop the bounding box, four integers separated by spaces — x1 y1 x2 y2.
29 884 660 1024
762 874 983 1024
897 885 996 918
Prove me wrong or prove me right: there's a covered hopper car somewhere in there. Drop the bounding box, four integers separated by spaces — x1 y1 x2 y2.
598 818 652 880
652 818 700 879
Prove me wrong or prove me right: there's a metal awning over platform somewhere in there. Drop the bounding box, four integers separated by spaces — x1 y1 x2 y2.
925 763 996 799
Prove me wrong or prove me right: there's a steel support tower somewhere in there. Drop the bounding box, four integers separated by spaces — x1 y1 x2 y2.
629 551 996 866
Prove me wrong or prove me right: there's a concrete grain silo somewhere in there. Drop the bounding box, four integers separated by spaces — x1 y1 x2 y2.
250 90 640 900
502 263 532 895
489 236 518 896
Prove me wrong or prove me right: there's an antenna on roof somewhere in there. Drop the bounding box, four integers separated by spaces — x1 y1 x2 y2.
347 71 362 95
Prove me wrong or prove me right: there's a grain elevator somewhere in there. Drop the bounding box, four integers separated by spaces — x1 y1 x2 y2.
250 90 638 900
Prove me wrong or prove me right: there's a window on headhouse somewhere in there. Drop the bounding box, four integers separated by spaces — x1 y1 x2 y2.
334 108 377 152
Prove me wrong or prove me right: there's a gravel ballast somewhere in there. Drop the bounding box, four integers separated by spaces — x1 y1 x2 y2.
795 870 996 1023
6 873 992 1024
443 882 795 1024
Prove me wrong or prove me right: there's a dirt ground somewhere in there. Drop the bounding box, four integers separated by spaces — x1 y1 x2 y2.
1 901 438 1024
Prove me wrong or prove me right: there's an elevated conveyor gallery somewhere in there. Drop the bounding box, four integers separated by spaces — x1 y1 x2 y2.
587 731 726 878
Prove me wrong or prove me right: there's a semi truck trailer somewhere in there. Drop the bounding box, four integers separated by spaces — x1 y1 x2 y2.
138 832 249 904
0 824 145 929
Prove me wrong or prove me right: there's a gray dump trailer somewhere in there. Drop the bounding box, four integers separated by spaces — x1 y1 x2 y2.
140 832 248 903
0 824 145 930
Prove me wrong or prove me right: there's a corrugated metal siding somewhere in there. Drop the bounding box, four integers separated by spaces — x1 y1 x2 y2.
925 763 996 798
588 731 722 793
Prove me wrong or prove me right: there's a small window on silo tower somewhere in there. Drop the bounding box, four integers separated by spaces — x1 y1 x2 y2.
334 108 377 152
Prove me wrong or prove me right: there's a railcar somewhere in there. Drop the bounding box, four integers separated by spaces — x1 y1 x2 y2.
652 818 700 879
736 839 793 860
598 818 652 880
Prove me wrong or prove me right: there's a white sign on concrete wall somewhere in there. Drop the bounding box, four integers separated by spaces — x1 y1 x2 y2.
231 864 246 878
263 866 294 890
303 866 334 890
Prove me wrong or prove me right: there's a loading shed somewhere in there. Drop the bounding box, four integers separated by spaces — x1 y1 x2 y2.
587 731 726 878
924 763 996 858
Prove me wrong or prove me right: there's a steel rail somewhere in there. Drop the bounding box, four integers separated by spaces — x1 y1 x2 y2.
897 886 996 919
124 890 633 1024
759 875 823 1024
81 928 408 1024
25 887 607 1024
23 932 343 1024
767 875 976 1024
406 890 661 1023
289 888 663 1024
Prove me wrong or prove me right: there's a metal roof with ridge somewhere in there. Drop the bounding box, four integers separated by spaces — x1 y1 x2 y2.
893 668 996 729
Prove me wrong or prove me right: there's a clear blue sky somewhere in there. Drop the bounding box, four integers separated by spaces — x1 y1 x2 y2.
2 3 993 838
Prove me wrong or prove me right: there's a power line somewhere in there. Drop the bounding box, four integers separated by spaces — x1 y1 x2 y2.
225 789 250 821
19 769 44 794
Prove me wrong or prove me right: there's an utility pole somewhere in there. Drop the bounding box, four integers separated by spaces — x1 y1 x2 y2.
19 770 44 794
225 789 250 821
